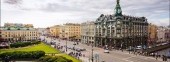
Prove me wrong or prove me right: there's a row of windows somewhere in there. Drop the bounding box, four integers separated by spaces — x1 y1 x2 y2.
95 33 147 37
68 27 80 29
5 37 38 40
68 30 80 31
4 32 38 34
66 32 80 34
95 28 147 32
5 34 38 37
81 36 94 40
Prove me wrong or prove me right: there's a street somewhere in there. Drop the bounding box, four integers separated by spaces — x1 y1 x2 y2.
42 36 169 62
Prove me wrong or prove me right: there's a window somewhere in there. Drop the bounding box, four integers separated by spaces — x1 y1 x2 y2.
117 34 120 37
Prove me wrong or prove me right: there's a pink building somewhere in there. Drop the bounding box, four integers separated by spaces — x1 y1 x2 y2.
165 28 170 42
157 26 169 43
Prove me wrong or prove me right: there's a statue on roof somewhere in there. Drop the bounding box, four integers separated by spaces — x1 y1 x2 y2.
117 0 120 4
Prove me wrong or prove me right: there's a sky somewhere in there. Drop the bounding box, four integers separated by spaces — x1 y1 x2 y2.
1 0 170 28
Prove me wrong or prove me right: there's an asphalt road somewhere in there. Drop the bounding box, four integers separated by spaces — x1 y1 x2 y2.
43 36 169 62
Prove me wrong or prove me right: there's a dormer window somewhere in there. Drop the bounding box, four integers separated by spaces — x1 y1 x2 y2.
7 27 10 30
27 28 29 30
17 28 20 30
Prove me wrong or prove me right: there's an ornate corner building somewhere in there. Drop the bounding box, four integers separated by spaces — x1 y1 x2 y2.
95 0 148 49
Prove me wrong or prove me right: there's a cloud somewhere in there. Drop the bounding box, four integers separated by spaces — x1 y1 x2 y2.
150 18 169 26
1 0 169 28
4 0 22 5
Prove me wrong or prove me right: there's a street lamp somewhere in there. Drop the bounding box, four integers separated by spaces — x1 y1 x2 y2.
91 42 94 62
121 42 124 52
65 33 68 52
72 36 77 55
73 41 76 54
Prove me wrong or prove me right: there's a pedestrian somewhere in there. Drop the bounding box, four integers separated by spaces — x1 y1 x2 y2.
83 54 85 57
162 55 165 61
164 56 167 61
121 49 123 52
155 53 158 60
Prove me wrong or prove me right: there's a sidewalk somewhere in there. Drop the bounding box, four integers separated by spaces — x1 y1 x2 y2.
65 49 90 62
44 37 90 62
111 49 166 62
79 57 90 62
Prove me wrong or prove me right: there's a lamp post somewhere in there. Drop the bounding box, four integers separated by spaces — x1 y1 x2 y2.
91 42 94 62
72 36 75 53
65 33 68 52
66 39 68 52
73 41 76 54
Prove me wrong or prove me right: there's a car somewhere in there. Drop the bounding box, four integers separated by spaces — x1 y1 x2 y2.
161 43 168 45
75 48 81 52
104 48 109 53
126 47 134 51
80 48 86 51
136 46 142 50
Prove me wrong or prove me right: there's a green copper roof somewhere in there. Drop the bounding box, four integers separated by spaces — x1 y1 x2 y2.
115 0 122 16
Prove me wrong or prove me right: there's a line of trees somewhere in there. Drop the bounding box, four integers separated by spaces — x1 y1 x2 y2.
10 41 41 48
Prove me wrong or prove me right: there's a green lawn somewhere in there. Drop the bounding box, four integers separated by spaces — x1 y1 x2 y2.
0 43 60 54
56 53 81 62
0 42 81 62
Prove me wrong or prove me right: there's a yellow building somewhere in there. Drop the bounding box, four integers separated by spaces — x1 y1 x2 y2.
49 25 60 38
148 23 157 44
1 26 39 42
59 26 66 39
59 23 81 41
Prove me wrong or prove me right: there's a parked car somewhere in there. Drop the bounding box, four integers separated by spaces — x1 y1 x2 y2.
104 48 109 53
80 48 86 51
136 46 142 50
126 47 134 51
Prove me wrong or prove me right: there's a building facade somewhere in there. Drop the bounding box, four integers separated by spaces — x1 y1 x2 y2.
37 28 46 36
148 24 157 45
59 26 65 39
1 23 39 42
49 25 60 38
81 21 95 45
95 0 148 48
165 28 170 43
157 26 169 43
59 23 81 41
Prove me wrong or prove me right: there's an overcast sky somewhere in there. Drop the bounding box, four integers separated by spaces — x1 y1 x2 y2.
1 0 170 28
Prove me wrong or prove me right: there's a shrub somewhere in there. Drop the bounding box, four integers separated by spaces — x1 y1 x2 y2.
47 57 58 62
38 56 72 62
0 51 45 60
10 41 41 48
40 56 51 62
56 57 67 62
